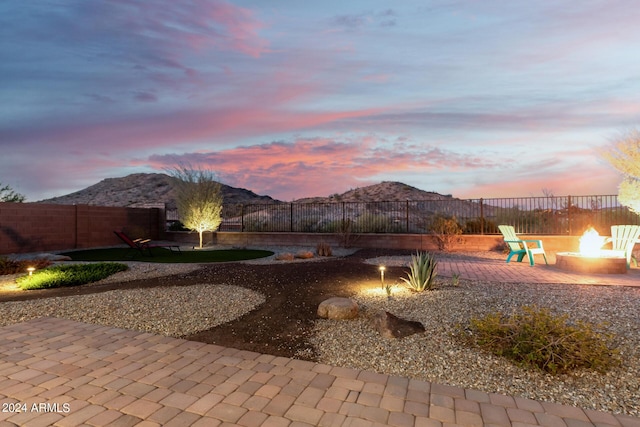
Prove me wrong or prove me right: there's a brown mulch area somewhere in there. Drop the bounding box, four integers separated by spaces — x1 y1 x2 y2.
0 249 414 359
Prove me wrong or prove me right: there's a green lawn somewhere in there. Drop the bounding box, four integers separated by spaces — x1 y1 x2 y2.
61 248 274 263
16 263 129 290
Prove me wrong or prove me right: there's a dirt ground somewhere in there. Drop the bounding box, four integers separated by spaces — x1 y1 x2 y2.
0 248 413 360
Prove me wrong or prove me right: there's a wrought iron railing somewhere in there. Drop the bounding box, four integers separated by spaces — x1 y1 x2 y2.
166 195 639 235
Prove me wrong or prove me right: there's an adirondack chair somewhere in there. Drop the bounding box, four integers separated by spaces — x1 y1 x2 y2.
498 225 548 266
609 225 640 268
114 231 181 257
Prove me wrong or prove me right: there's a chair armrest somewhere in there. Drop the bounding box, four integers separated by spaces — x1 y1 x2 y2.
522 239 544 248
503 239 524 244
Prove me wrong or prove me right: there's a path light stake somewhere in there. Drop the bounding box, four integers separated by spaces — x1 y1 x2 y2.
379 266 385 290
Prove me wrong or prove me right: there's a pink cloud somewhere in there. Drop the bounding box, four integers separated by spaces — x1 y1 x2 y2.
207 0 269 57
121 0 269 58
2 100 388 158
146 137 501 200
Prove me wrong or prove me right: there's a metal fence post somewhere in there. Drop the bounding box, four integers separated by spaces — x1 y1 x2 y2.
406 200 409 233
567 195 572 235
480 198 484 235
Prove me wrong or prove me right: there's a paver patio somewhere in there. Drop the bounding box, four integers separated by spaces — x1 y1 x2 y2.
0 256 639 426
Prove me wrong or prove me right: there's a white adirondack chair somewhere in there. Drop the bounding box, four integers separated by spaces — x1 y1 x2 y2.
498 225 548 266
609 225 640 268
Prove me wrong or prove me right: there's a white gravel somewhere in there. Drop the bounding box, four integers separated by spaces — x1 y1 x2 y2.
310 254 640 417
0 283 265 337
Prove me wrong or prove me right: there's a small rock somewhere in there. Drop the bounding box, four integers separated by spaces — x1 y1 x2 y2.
317 297 359 320
295 250 314 259
275 253 294 261
370 311 425 339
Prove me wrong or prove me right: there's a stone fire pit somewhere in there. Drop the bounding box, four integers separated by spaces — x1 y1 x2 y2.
556 251 627 274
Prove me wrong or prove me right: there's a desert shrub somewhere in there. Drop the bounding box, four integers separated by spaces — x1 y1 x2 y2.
316 220 339 233
16 263 128 290
244 219 268 232
0 257 52 275
464 218 498 234
316 242 332 257
337 218 360 248
295 219 319 232
400 251 438 292
429 214 463 251
167 220 189 232
460 306 620 375
353 213 390 233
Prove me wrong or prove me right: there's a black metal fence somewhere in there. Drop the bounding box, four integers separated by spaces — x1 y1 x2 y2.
166 195 639 235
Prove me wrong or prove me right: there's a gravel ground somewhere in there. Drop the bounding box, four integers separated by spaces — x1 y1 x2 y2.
0 283 265 337
0 245 352 333
312 254 640 417
1 249 639 417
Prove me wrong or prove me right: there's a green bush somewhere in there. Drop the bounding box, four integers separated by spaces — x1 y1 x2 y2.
400 251 438 291
0 257 52 275
16 263 128 290
461 306 620 375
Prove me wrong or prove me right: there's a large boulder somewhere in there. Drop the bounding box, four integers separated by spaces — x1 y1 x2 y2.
370 311 425 339
317 297 359 320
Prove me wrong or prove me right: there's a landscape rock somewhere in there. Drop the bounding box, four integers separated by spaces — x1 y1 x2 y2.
317 297 359 320
295 250 314 259
370 311 425 339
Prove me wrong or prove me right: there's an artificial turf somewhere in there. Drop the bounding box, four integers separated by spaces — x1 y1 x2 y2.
61 247 274 263
17 263 129 290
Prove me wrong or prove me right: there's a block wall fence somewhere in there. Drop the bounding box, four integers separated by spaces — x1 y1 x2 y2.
1 202 587 255
0 203 163 255
167 231 582 254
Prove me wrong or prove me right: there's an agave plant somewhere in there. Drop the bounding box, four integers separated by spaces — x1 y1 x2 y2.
400 251 438 291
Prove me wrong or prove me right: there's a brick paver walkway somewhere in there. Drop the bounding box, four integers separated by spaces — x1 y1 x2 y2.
1 257 639 426
438 256 640 287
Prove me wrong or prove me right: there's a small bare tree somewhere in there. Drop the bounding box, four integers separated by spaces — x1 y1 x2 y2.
0 182 25 202
169 165 223 248
601 129 640 214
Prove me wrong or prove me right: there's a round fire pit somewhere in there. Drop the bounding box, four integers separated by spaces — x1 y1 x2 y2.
556 251 627 274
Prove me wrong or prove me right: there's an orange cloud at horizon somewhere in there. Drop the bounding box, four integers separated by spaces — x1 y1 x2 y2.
455 165 622 199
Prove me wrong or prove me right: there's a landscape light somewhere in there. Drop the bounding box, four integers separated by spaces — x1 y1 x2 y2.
379 265 385 289
27 267 35 276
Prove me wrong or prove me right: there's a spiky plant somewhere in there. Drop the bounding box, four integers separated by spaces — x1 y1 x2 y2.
400 251 438 291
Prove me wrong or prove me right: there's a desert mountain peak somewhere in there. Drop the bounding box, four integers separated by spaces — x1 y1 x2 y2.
39 174 455 207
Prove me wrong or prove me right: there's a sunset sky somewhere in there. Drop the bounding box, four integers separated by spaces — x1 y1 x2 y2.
1 0 639 202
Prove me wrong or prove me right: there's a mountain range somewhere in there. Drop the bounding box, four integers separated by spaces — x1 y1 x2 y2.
39 173 457 208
